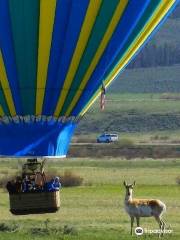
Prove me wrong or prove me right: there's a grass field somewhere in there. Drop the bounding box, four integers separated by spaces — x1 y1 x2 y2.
88 93 180 114
77 92 180 136
0 158 179 240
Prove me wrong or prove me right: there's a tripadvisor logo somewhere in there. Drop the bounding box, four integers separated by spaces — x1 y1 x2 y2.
135 227 173 235
135 227 144 236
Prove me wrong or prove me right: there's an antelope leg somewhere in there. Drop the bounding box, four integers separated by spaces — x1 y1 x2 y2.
154 216 162 238
136 217 140 227
131 216 134 235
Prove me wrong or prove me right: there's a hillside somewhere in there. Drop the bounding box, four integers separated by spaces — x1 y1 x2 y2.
128 7 180 68
77 93 180 135
110 65 180 93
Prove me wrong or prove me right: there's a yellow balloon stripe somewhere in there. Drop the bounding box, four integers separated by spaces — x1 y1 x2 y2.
54 0 102 117
36 0 57 115
80 0 175 116
0 51 16 116
0 105 4 117
64 0 128 117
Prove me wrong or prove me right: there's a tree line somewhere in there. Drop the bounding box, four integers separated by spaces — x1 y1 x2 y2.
128 6 180 69
128 43 180 69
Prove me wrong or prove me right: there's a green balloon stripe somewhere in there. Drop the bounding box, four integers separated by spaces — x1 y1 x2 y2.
60 0 119 115
9 0 40 115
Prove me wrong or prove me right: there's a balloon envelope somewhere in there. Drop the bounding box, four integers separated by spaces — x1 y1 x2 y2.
0 0 178 157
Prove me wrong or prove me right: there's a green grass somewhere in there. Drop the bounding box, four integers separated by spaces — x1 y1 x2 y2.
77 92 180 136
87 92 180 113
86 93 180 115
0 158 179 239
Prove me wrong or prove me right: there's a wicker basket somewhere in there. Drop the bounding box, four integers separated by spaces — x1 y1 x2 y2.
9 191 60 215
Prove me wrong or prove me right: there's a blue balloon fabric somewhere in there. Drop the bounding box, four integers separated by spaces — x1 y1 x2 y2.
0 118 76 157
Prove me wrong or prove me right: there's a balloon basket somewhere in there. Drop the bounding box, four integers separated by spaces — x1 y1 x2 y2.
9 191 60 215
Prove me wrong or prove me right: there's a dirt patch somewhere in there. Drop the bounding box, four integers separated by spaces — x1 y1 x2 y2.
68 144 180 159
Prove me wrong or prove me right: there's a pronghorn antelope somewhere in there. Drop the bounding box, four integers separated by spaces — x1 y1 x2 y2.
123 181 166 237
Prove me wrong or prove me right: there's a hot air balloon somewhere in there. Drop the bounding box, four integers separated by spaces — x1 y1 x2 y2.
0 0 179 158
